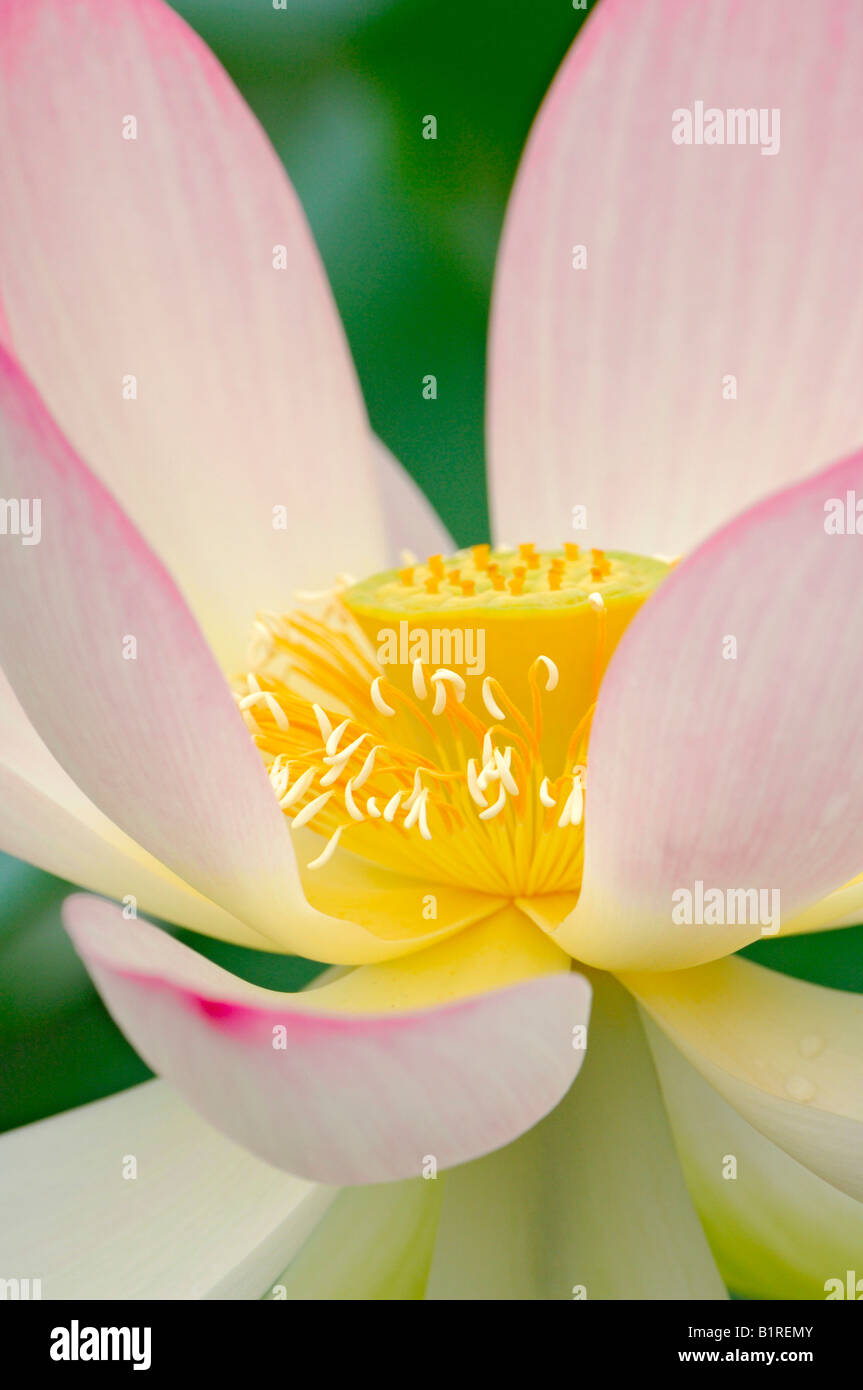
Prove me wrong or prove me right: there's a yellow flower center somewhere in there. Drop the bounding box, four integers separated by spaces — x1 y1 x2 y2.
235 545 669 898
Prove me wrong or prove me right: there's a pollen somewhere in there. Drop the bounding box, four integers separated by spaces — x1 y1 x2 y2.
237 546 669 897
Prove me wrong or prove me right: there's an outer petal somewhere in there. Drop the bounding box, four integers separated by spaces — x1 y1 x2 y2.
782 876 863 937
372 437 454 564
0 356 472 963
265 1179 442 1300
0 0 384 669
426 973 724 1299
0 670 272 946
63 895 590 1185
555 451 863 971
626 956 863 1203
489 0 863 557
647 1020 863 1301
0 1080 334 1299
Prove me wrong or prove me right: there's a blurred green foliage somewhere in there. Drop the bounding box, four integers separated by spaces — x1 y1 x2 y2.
1 0 860 1137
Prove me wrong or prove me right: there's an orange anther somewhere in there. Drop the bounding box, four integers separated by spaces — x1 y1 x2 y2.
472 544 490 570
508 576 525 596
424 576 440 594
564 543 580 561
398 566 414 586
460 579 476 596
548 571 563 591
428 554 445 578
491 572 506 591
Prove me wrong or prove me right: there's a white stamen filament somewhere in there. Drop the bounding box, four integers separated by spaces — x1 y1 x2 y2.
467 757 488 807
344 779 364 821
323 732 368 767
325 719 350 757
306 826 343 870
292 788 333 828
370 676 396 717
238 689 290 731
352 745 379 790
539 776 556 809
534 655 559 692
494 748 519 796
558 773 584 829
383 790 403 822
279 766 316 808
478 783 508 821
404 786 429 832
319 756 351 788
482 677 506 721
412 659 427 700
403 770 424 812
429 668 465 716
313 704 333 740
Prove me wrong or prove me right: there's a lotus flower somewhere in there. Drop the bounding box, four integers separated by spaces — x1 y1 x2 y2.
1 0 862 1302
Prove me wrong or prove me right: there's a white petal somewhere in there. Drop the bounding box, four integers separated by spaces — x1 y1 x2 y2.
426 973 725 1299
0 1080 334 1300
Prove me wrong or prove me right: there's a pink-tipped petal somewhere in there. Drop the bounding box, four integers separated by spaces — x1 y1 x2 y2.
64 896 591 1185
0 0 384 669
555 450 863 971
489 0 863 556
371 437 454 564
0 355 450 962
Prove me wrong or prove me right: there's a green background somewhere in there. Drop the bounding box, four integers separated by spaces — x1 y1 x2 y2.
1 0 861 1135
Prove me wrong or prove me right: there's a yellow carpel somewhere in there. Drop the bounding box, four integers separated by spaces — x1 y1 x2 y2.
344 546 668 771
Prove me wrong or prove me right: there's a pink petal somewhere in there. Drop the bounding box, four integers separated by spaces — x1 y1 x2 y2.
0 355 437 963
488 0 863 557
0 0 385 669
0 668 272 945
64 895 591 1185
555 449 863 971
